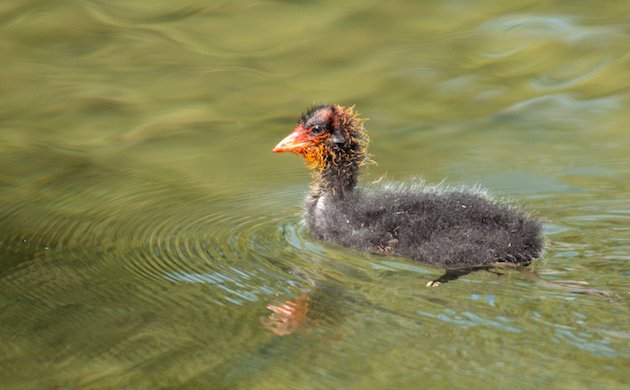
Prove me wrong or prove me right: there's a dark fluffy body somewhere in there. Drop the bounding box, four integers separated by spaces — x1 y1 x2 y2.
306 184 544 270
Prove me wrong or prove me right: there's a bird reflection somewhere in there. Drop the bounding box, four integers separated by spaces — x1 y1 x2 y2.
261 293 311 336
260 268 355 336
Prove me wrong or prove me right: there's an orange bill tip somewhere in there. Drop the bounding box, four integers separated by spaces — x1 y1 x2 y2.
272 127 308 153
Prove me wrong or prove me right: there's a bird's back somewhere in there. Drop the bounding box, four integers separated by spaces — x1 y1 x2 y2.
306 184 544 270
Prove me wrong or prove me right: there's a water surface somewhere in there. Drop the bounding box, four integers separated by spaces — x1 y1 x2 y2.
1 1 629 388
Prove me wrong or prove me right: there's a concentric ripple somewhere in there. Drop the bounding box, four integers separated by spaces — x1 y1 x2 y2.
117 196 303 307
0 146 319 314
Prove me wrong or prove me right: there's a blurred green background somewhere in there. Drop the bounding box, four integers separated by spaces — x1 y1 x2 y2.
1 1 629 388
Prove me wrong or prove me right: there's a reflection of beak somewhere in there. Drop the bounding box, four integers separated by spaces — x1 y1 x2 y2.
272 128 308 154
261 293 311 336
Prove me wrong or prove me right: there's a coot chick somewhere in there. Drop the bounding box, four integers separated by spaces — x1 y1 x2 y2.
273 104 545 286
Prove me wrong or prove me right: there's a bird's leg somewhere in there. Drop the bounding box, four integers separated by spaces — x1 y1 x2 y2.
492 262 588 286
491 262 616 299
484 268 505 276
426 268 473 287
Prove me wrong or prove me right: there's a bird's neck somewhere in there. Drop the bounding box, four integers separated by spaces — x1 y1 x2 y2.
306 105 369 201
310 161 359 200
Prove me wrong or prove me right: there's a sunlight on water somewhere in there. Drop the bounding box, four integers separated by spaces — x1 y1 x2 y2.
1 0 629 388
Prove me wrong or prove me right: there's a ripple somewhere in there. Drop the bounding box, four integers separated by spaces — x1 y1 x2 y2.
495 93 621 130
530 57 614 90
0 145 312 314
85 2 211 25
111 192 305 307
478 15 621 43
553 328 619 358
474 14 626 69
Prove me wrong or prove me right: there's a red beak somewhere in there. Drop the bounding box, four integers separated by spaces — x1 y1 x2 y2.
272 127 308 154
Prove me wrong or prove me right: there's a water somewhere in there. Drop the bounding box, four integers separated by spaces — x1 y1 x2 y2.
1 1 629 388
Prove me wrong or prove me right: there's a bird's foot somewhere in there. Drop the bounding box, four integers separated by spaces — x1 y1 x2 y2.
425 269 473 287
426 279 442 287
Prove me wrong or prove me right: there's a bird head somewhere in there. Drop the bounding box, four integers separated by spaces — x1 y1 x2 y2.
273 104 369 171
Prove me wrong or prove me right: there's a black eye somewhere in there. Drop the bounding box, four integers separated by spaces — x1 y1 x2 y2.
311 125 325 135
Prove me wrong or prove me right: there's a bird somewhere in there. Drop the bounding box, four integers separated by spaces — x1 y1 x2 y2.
273 104 545 286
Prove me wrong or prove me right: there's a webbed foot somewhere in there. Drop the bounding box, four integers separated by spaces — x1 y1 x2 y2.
426 280 441 287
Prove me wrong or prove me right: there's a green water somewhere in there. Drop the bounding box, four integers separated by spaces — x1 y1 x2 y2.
1 1 629 388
